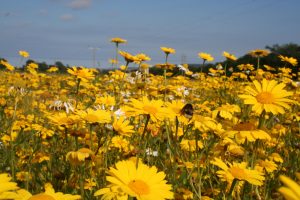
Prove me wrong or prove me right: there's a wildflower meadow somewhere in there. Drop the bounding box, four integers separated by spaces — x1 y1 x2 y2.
0 38 300 200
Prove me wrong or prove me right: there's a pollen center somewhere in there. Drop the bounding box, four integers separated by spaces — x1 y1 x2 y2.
256 92 274 104
229 167 247 180
128 179 150 195
143 105 157 115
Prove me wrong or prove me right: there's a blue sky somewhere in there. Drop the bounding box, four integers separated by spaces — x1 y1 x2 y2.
1 0 300 69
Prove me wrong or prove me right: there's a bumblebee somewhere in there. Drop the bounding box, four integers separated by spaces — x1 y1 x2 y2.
180 103 194 119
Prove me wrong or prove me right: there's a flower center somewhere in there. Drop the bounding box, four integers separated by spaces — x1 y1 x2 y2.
28 194 56 200
233 122 256 131
229 167 247 180
128 179 150 195
256 92 274 104
143 105 158 115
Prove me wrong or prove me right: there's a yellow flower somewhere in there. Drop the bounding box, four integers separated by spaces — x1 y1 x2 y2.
119 51 139 63
248 49 269 58
237 64 255 71
256 159 277 173
211 158 265 186
212 103 241 120
0 60 15 71
279 55 298 66
66 148 94 166
95 95 116 107
19 50 30 58
79 108 111 124
135 53 151 63
47 66 58 73
94 185 128 200
223 51 237 61
180 139 203 152
27 183 81 200
226 122 271 144
0 173 19 194
278 174 300 200
113 115 135 137
198 52 214 62
111 37 127 44
67 66 95 82
95 160 174 200
160 47 176 55
239 79 294 115
125 97 170 122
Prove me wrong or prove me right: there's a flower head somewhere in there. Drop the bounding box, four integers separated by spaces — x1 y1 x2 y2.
223 51 237 61
239 79 294 115
111 37 127 44
279 55 298 66
198 52 214 62
95 160 174 200
19 50 30 58
278 174 300 200
160 47 175 55
248 49 269 58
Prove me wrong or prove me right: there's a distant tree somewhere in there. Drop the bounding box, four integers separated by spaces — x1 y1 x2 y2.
55 61 67 73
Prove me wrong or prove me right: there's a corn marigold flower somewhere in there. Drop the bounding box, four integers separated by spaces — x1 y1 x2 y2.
212 103 241 120
279 55 298 66
0 60 15 71
113 115 135 137
119 51 139 63
94 159 174 200
160 47 176 55
223 51 237 61
67 66 95 82
239 79 294 115
78 108 111 124
248 49 269 58
226 121 271 144
198 52 214 62
0 173 19 194
256 159 278 173
19 50 30 58
278 174 300 200
237 64 255 71
111 37 127 44
211 158 265 186
66 148 94 166
125 97 171 122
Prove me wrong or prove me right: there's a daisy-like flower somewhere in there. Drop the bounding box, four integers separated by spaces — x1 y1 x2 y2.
67 66 95 82
198 52 214 62
211 158 265 186
160 47 176 55
226 122 271 144
223 51 237 61
278 174 300 200
248 49 270 58
19 50 30 58
0 173 19 194
66 148 94 166
212 103 241 120
125 97 170 122
0 60 15 71
111 37 127 44
239 79 294 115
278 55 298 66
94 160 174 200
237 64 255 71
119 51 139 64
113 115 135 137
47 66 58 73
78 108 111 124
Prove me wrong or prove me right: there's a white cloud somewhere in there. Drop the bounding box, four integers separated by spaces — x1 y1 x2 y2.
68 0 92 9
60 14 74 21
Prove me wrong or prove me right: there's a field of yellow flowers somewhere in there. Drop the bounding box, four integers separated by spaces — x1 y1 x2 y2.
0 40 300 200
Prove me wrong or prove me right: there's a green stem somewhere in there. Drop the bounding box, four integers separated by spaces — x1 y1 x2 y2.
227 179 238 200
